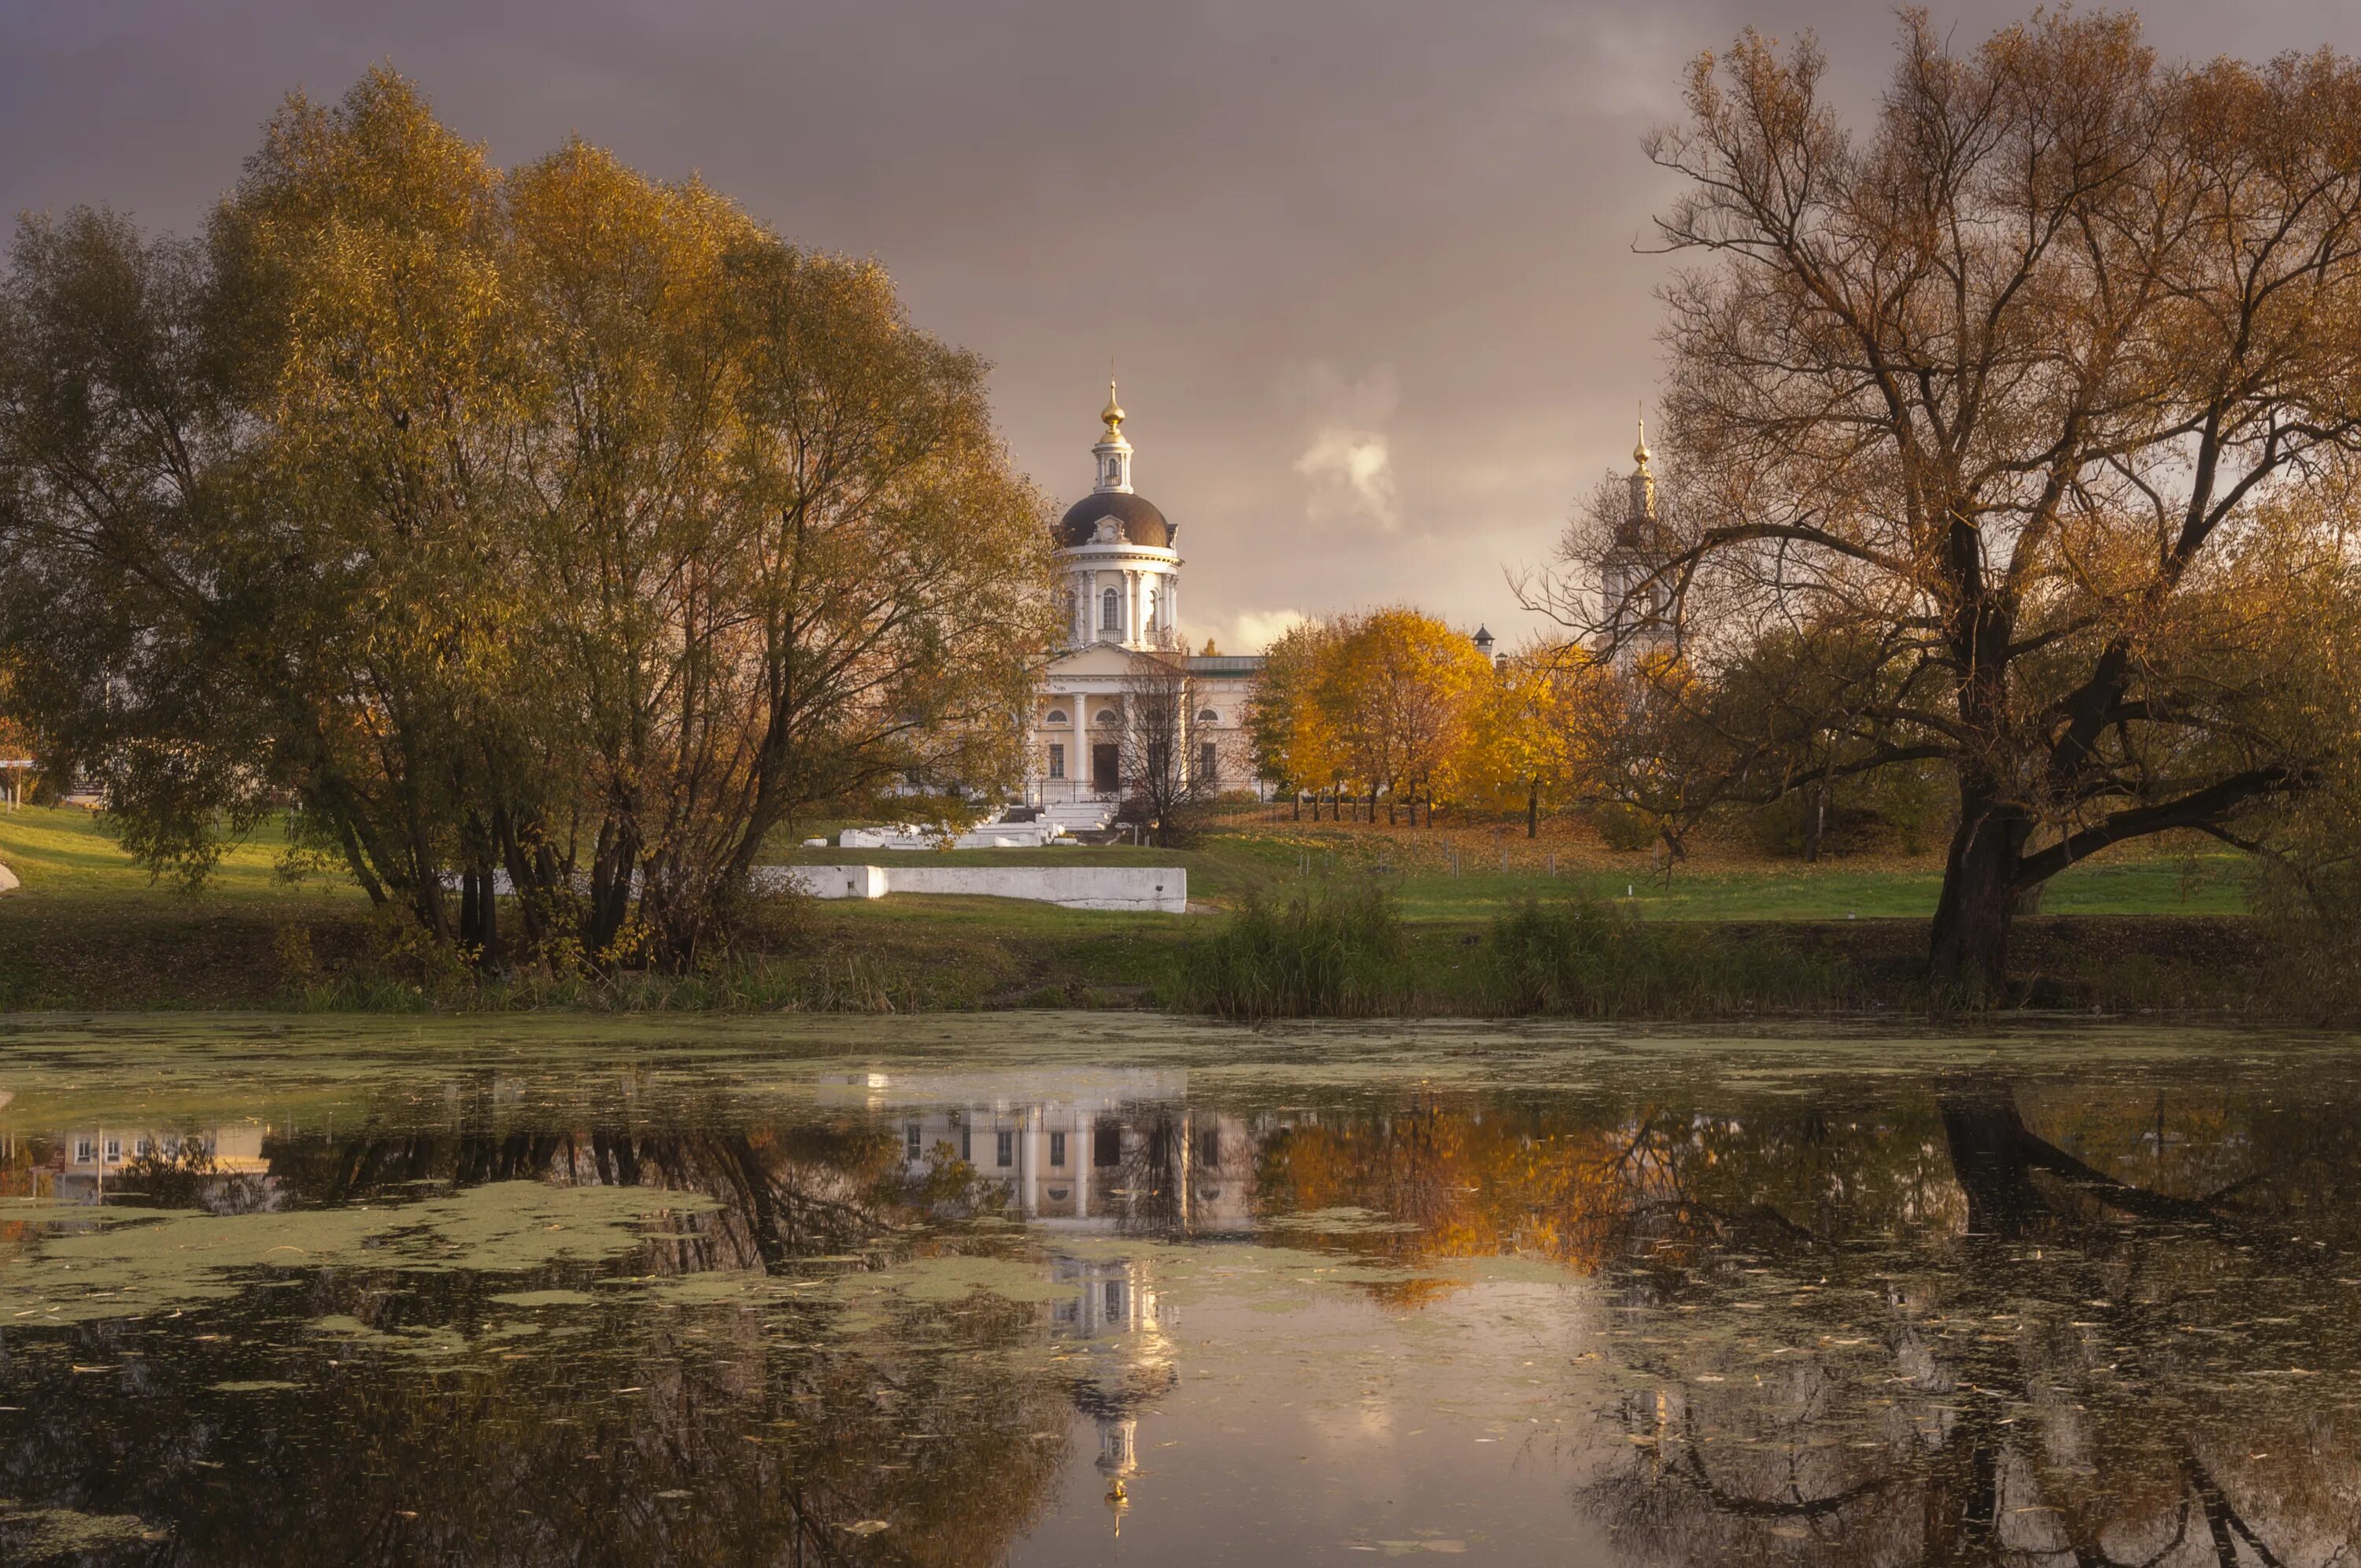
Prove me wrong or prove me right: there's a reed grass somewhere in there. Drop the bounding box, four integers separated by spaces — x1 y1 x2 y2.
1164 883 1409 1020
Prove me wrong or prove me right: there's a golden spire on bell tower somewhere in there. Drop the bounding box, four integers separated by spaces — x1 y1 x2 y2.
1102 376 1125 440
1633 404 1652 474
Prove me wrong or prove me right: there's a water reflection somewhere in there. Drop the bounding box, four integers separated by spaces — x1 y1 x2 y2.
0 1035 2353 1563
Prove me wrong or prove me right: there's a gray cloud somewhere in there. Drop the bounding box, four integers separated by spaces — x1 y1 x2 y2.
5 0 2357 645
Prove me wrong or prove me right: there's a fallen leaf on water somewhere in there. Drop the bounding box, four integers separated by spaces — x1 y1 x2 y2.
843 1520 891 1536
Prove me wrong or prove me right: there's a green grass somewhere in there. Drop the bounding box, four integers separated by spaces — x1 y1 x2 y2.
0 804 2261 1013
0 804 363 905
1380 858 2244 921
767 825 2248 921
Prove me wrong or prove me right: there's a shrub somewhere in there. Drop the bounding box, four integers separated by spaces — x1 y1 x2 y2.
1167 883 1405 1020
1478 894 1853 1016
1592 802 1657 852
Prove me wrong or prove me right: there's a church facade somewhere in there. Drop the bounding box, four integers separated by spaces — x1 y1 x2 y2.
1023 387 1265 809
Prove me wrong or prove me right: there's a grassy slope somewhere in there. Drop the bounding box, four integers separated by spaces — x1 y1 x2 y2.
0 803 2252 1012
0 807 366 1009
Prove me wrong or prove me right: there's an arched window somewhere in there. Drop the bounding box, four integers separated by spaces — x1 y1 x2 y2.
1044 709 1069 725
1196 708 1220 724
1101 587 1120 631
1095 709 1121 727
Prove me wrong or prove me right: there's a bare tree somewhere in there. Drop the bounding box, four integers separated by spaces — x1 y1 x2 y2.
1528 13 2361 988
1119 651 1216 847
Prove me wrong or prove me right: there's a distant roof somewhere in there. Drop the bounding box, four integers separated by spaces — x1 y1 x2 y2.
1055 491 1172 549
1185 655 1265 677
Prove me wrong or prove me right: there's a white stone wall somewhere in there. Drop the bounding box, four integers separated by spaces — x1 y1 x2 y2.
761 862 1185 913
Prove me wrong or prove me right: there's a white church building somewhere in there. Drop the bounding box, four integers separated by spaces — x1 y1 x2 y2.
1023 386 1265 809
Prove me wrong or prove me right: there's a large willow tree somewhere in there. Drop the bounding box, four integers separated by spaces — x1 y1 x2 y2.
0 70 1055 965
1548 11 2361 988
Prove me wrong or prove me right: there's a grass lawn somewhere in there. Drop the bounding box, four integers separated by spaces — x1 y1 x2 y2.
0 802 2256 1012
0 804 364 905
766 817 2248 921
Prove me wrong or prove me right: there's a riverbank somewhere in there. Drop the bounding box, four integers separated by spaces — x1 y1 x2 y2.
0 893 2276 1017
0 805 2278 1016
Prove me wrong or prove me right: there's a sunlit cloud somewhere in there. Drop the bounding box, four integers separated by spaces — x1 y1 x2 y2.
1283 363 1402 533
1228 607 1309 654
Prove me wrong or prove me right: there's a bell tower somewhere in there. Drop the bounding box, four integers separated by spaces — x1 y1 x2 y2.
1599 415 1673 672
1092 380 1133 494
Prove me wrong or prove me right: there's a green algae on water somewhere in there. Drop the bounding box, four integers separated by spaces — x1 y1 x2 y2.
0 1181 726 1323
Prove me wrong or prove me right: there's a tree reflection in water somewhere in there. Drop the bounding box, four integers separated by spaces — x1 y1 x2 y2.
1243 1075 2361 1564
0 1121 1077 1564
0 1057 2357 1564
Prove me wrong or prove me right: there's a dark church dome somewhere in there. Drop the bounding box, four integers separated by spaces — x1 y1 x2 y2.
1055 492 1173 550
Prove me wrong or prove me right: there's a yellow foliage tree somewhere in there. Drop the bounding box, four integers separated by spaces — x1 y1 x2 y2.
1246 618 1343 814
1316 608 1492 825
1460 640 1593 836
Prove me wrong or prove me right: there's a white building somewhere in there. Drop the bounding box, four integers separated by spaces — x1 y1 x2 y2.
1025 386 1265 809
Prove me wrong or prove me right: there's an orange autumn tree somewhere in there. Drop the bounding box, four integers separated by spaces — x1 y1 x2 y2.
1246 618 1344 813
1459 638 1597 836
1315 608 1493 823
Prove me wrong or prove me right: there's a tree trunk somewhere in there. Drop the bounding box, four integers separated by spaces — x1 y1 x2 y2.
1928 788 2031 994
493 807 547 952
459 866 481 952
477 861 497 958
1526 784 1538 839
1365 787 1376 825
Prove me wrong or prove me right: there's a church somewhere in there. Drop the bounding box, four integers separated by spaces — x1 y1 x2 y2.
1022 386 1266 825
1015 386 1666 826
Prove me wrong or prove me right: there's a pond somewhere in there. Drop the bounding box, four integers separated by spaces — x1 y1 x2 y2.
0 1013 2353 1564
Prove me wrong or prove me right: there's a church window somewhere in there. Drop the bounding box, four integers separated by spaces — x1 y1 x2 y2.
1096 709 1120 726
1049 1131 1067 1168
1196 708 1219 724
1047 744 1065 780
1200 741 1218 782
996 1130 1014 1168
1045 709 1068 725
1101 587 1120 631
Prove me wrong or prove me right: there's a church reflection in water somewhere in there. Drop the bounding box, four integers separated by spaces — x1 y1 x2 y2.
822 1067 1261 1236
6 1053 2361 1563
822 1068 1253 1498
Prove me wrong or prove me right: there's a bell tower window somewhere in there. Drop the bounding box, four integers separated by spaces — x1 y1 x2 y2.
1101 588 1120 632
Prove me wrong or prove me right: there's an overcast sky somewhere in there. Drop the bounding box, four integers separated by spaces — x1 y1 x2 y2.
5 1 2358 651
